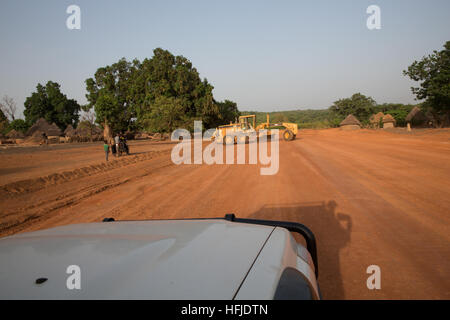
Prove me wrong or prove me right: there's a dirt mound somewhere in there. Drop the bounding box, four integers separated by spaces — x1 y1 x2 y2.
0 149 171 197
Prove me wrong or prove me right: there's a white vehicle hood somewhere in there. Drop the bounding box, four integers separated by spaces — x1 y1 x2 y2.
0 219 274 299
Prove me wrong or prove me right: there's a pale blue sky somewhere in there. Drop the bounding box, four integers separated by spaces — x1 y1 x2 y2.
0 0 449 116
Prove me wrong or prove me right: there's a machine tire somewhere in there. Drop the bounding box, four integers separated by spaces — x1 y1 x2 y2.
224 135 235 145
237 135 248 144
283 129 294 141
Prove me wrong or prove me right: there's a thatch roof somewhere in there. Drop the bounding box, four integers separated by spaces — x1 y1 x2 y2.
6 129 25 139
370 112 384 123
405 106 425 122
340 114 361 126
382 114 396 123
75 125 102 137
64 124 76 136
27 118 62 136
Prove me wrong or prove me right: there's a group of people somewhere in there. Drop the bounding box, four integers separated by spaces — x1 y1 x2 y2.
103 133 128 161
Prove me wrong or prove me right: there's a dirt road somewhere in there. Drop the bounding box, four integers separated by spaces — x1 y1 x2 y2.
1 129 449 299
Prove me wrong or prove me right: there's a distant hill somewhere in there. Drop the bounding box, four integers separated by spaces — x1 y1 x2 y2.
240 109 338 128
240 103 416 129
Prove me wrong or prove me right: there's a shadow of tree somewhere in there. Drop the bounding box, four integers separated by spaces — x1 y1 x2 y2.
248 200 352 299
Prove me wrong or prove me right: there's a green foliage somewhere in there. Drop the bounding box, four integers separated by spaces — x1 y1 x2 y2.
241 109 341 129
241 101 415 129
140 96 187 133
0 109 8 135
85 48 236 133
8 119 29 134
403 41 450 116
216 100 240 126
85 58 137 134
329 93 376 123
24 81 81 129
0 108 7 123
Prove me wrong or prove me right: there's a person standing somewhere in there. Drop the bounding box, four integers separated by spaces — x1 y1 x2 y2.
114 134 120 157
103 140 109 161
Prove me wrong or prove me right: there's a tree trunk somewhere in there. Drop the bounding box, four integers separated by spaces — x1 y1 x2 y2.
103 118 113 143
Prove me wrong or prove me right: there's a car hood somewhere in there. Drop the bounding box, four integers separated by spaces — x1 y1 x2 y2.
0 219 274 299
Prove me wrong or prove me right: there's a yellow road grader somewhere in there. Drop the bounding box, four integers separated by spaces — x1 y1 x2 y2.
212 114 298 144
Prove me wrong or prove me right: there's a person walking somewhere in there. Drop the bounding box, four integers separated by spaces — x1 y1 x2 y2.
103 140 109 161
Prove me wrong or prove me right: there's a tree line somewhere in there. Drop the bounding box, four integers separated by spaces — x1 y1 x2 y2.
1 41 449 136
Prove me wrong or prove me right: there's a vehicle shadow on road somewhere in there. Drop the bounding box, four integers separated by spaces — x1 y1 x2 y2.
248 200 352 300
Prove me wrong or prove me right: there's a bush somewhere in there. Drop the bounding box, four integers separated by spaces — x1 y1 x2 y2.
8 119 29 134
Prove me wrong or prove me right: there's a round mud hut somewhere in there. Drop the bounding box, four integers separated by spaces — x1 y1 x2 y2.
26 118 62 144
6 129 25 139
340 114 362 130
405 106 429 131
382 114 396 129
369 112 384 129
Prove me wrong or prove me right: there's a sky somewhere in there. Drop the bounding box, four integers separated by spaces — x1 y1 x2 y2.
0 0 449 117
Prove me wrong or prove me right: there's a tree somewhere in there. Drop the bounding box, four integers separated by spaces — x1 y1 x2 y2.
8 119 29 134
329 93 376 123
216 100 240 125
141 96 186 132
0 108 8 135
86 49 235 135
403 41 450 121
0 95 17 121
24 81 81 129
85 58 139 139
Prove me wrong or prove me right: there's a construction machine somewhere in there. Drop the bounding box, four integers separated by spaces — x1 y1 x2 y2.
213 114 298 144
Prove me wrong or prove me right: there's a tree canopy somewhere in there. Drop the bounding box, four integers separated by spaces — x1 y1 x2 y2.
85 48 238 136
403 41 450 117
329 93 376 123
24 81 81 129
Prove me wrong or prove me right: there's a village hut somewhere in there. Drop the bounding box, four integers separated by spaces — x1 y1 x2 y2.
339 114 362 130
75 124 103 142
382 114 396 129
64 124 76 137
26 118 62 137
369 112 384 129
6 129 25 139
405 106 430 131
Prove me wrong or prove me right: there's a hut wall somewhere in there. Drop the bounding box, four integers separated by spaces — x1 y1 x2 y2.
383 122 394 129
340 125 361 130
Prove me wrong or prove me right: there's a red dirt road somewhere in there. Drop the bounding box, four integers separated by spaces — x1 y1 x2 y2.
1 129 449 299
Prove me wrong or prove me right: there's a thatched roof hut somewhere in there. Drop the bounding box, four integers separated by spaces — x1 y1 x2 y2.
369 112 384 128
27 118 62 136
406 106 426 123
382 114 396 128
383 114 396 124
6 129 25 139
64 124 76 137
340 114 361 130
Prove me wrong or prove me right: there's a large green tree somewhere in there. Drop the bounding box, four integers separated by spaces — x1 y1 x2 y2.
85 48 236 135
403 41 450 122
24 81 81 129
85 58 138 139
329 93 376 123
